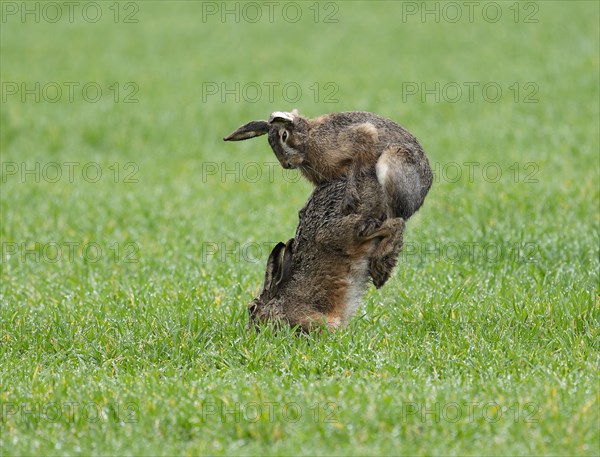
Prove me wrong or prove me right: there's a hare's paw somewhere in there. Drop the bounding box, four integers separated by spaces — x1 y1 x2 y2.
355 217 382 239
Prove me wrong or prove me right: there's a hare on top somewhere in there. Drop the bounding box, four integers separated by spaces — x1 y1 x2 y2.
224 110 433 220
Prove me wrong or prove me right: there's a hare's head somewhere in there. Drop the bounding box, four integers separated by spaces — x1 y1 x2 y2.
224 110 309 170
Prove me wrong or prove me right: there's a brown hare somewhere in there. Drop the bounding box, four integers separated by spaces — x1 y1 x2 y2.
248 170 405 332
224 110 433 219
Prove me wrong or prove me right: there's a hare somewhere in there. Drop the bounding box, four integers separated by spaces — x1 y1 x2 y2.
248 169 405 332
224 110 433 220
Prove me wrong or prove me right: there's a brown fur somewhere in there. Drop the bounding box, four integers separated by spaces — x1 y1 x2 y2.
224 110 433 220
248 170 405 332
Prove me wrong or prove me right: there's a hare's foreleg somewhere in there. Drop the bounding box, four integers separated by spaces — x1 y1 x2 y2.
341 160 363 215
340 123 380 215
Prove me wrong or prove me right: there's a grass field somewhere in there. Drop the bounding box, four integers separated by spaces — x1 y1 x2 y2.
1 1 599 455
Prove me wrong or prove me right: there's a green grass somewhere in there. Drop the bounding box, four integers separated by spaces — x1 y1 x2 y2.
1 1 598 455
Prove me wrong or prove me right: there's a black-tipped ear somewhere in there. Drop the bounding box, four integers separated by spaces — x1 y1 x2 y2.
276 238 294 287
263 242 286 293
223 120 269 141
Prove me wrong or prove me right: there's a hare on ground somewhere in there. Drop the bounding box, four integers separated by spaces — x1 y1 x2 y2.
224 110 433 220
249 169 405 332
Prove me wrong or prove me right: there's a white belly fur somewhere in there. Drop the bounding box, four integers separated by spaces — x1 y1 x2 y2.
344 257 371 323
376 155 390 188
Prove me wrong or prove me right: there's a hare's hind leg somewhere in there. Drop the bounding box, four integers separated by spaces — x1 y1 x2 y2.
347 214 404 288
368 218 405 289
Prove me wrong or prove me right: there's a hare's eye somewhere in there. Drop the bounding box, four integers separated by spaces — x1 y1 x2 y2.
281 131 288 142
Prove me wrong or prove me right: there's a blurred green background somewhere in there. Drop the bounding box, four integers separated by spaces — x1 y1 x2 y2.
1 1 598 455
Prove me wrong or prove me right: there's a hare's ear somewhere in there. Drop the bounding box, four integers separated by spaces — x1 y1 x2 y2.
268 111 295 125
276 238 294 287
223 120 269 141
263 242 286 292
